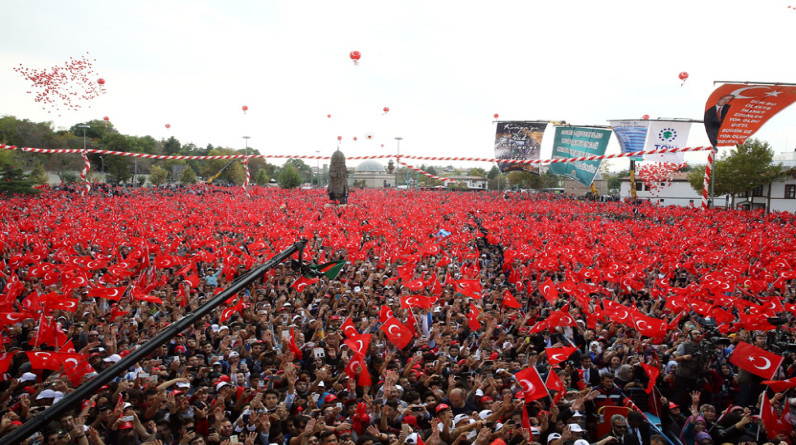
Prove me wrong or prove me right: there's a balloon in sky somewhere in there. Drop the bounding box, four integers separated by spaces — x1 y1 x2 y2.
642 115 650 120
103 116 109 127
353 137 358 141
350 51 361 65
13 52 105 114
383 107 389 114
242 105 248 114
165 124 171 129
337 136 342 141
494 113 499 119
327 114 331 118
678 71 689 86
365 132 374 140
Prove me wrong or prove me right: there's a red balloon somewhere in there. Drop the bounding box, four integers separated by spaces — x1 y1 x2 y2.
97 78 105 85
165 124 171 129
103 116 109 121
642 115 650 120
493 113 499 119
383 107 389 113
242 105 248 112
380 144 384 148
678 72 689 81
350 51 361 63
353 137 357 141
327 114 331 118
337 136 342 141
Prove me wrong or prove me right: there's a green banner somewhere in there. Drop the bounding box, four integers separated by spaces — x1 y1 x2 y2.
548 126 611 186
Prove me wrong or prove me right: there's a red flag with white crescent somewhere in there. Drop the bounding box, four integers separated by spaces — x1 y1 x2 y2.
730 341 783 380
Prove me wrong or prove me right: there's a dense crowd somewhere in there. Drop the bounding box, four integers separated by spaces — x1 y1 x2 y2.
0 187 795 445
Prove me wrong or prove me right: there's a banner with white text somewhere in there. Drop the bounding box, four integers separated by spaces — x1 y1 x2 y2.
549 126 611 186
704 83 796 147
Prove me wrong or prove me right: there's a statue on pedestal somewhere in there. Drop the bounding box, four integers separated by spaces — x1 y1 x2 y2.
327 149 349 204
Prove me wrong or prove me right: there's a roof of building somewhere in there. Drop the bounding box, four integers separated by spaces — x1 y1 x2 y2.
355 160 385 172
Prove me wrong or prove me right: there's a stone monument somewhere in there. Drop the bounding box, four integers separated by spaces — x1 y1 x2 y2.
327 149 349 204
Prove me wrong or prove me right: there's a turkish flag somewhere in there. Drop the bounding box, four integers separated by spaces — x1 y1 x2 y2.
760 389 790 438
291 275 319 293
546 310 578 328
30 317 68 347
453 278 482 299
344 333 372 355
344 351 367 380
545 369 566 403
287 327 303 359
109 305 129 322
131 291 163 304
761 376 796 393
26 351 65 371
545 346 576 366
515 366 548 402
730 341 783 380
468 303 481 331
502 289 522 309
87 286 126 301
0 312 35 327
400 295 434 310
632 313 667 338
380 317 414 350
378 305 395 323
640 363 659 393
220 300 247 323
539 277 558 303
405 307 417 332
522 402 532 436
341 317 359 338
0 352 15 374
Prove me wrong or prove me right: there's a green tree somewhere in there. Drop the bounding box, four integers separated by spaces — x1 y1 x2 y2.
30 161 49 185
278 164 302 189
163 137 181 155
60 171 79 184
688 139 784 206
254 169 270 185
0 164 39 195
149 165 168 186
284 158 313 184
179 165 197 184
487 165 500 180
468 167 487 177
200 149 245 185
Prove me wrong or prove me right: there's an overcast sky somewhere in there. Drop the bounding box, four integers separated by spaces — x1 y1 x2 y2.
2 1 796 170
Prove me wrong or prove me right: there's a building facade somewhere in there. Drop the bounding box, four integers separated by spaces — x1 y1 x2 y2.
350 161 395 188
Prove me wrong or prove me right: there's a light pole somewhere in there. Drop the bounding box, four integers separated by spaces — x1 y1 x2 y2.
243 136 251 156
395 137 402 187
315 150 320 188
78 124 90 150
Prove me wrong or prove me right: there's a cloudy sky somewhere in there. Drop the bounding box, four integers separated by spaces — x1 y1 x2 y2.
2 0 796 170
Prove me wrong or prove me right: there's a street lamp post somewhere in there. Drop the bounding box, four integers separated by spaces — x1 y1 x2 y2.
78 124 91 181
78 124 90 150
243 136 251 156
395 137 402 187
315 150 321 188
